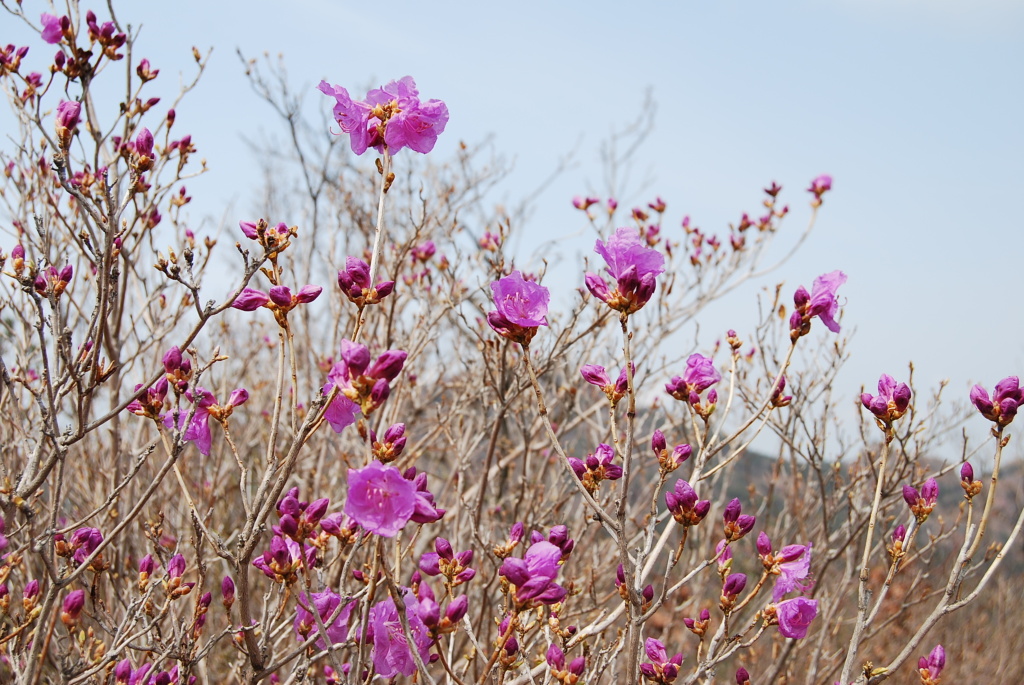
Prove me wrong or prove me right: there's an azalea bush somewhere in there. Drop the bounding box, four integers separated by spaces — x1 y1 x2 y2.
1 3 1022 684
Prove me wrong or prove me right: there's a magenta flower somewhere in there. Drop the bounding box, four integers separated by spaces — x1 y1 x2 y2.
568 443 622 494
419 537 475 586
294 589 355 648
498 540 567 608
55 100 81 149
861 374 911 424
666 353 721 400
581 362 632 403
319 76 448 156
345 461 417 537
41 13 65 44
404 466 445 524
639 637 684 682
917 644 945 682
367 590 432 678
33 264 73 297
338 255 395 307
970 376 1022 427
585 227 665 314
164 386 248 456
791 271 847 337
69 527 103 565
722 498 756 542
231 284 321 324
903 477 939 522
61 589 86 625
487 270 550 345
807 174 833 199
665 479 711 527
776 597 818 639
322 339 406 422
547 644 586 681
772 543 813 601
252 534 316 584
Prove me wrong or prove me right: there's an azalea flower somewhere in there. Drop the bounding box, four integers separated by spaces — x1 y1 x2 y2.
790 271 847 337
498 540 567 608
319 76 449 156
367 590 432 678
585 226 665 314
345 461 417 537
294 589 355 648
776 597 818 639
487 270 549 345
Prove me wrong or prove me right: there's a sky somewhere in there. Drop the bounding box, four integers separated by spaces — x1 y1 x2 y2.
4 0 1024 459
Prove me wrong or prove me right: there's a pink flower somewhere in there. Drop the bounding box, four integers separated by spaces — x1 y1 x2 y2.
861 374 911 423
345 461 417 537
337 255 395 306
568 443 622 494
163 387 247 456
918 644 945 681
776 597 818 639
791 271 847 336
970 376 1022 426
294 590 355 648
498 540 566 608
322 340 406 421
772 543 812 601
585 227 665 314
665 353 721 398
367 590 432 678
41 13 65 44
639 637 684 682
807 174 833 198
487 270 550 345
319 76 448 156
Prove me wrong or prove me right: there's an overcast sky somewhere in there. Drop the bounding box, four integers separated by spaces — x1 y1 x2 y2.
5 0 1023 459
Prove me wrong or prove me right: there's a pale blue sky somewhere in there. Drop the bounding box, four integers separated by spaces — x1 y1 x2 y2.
6 0 1024 455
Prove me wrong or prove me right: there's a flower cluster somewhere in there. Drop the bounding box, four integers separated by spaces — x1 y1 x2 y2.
790 271 847 339
294 589 354 648
338 256 395 307
419 537 476 587
722 499 756 542
33 264 73 298
580 362 632 405
232 284 322 326
319 76 449 156
665 479 711 527
345 461 443 538
239 218 295 256
585 227 665 315
666 354 721 419
568 443 623 495
487 271 550 345
164 386 248 456
640 638 684 684
651 430 691 474
547 644 586 685
322 339 407 429
861 374 911 425
970 376 1022 427
903 478 939 523
499 538 568 609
